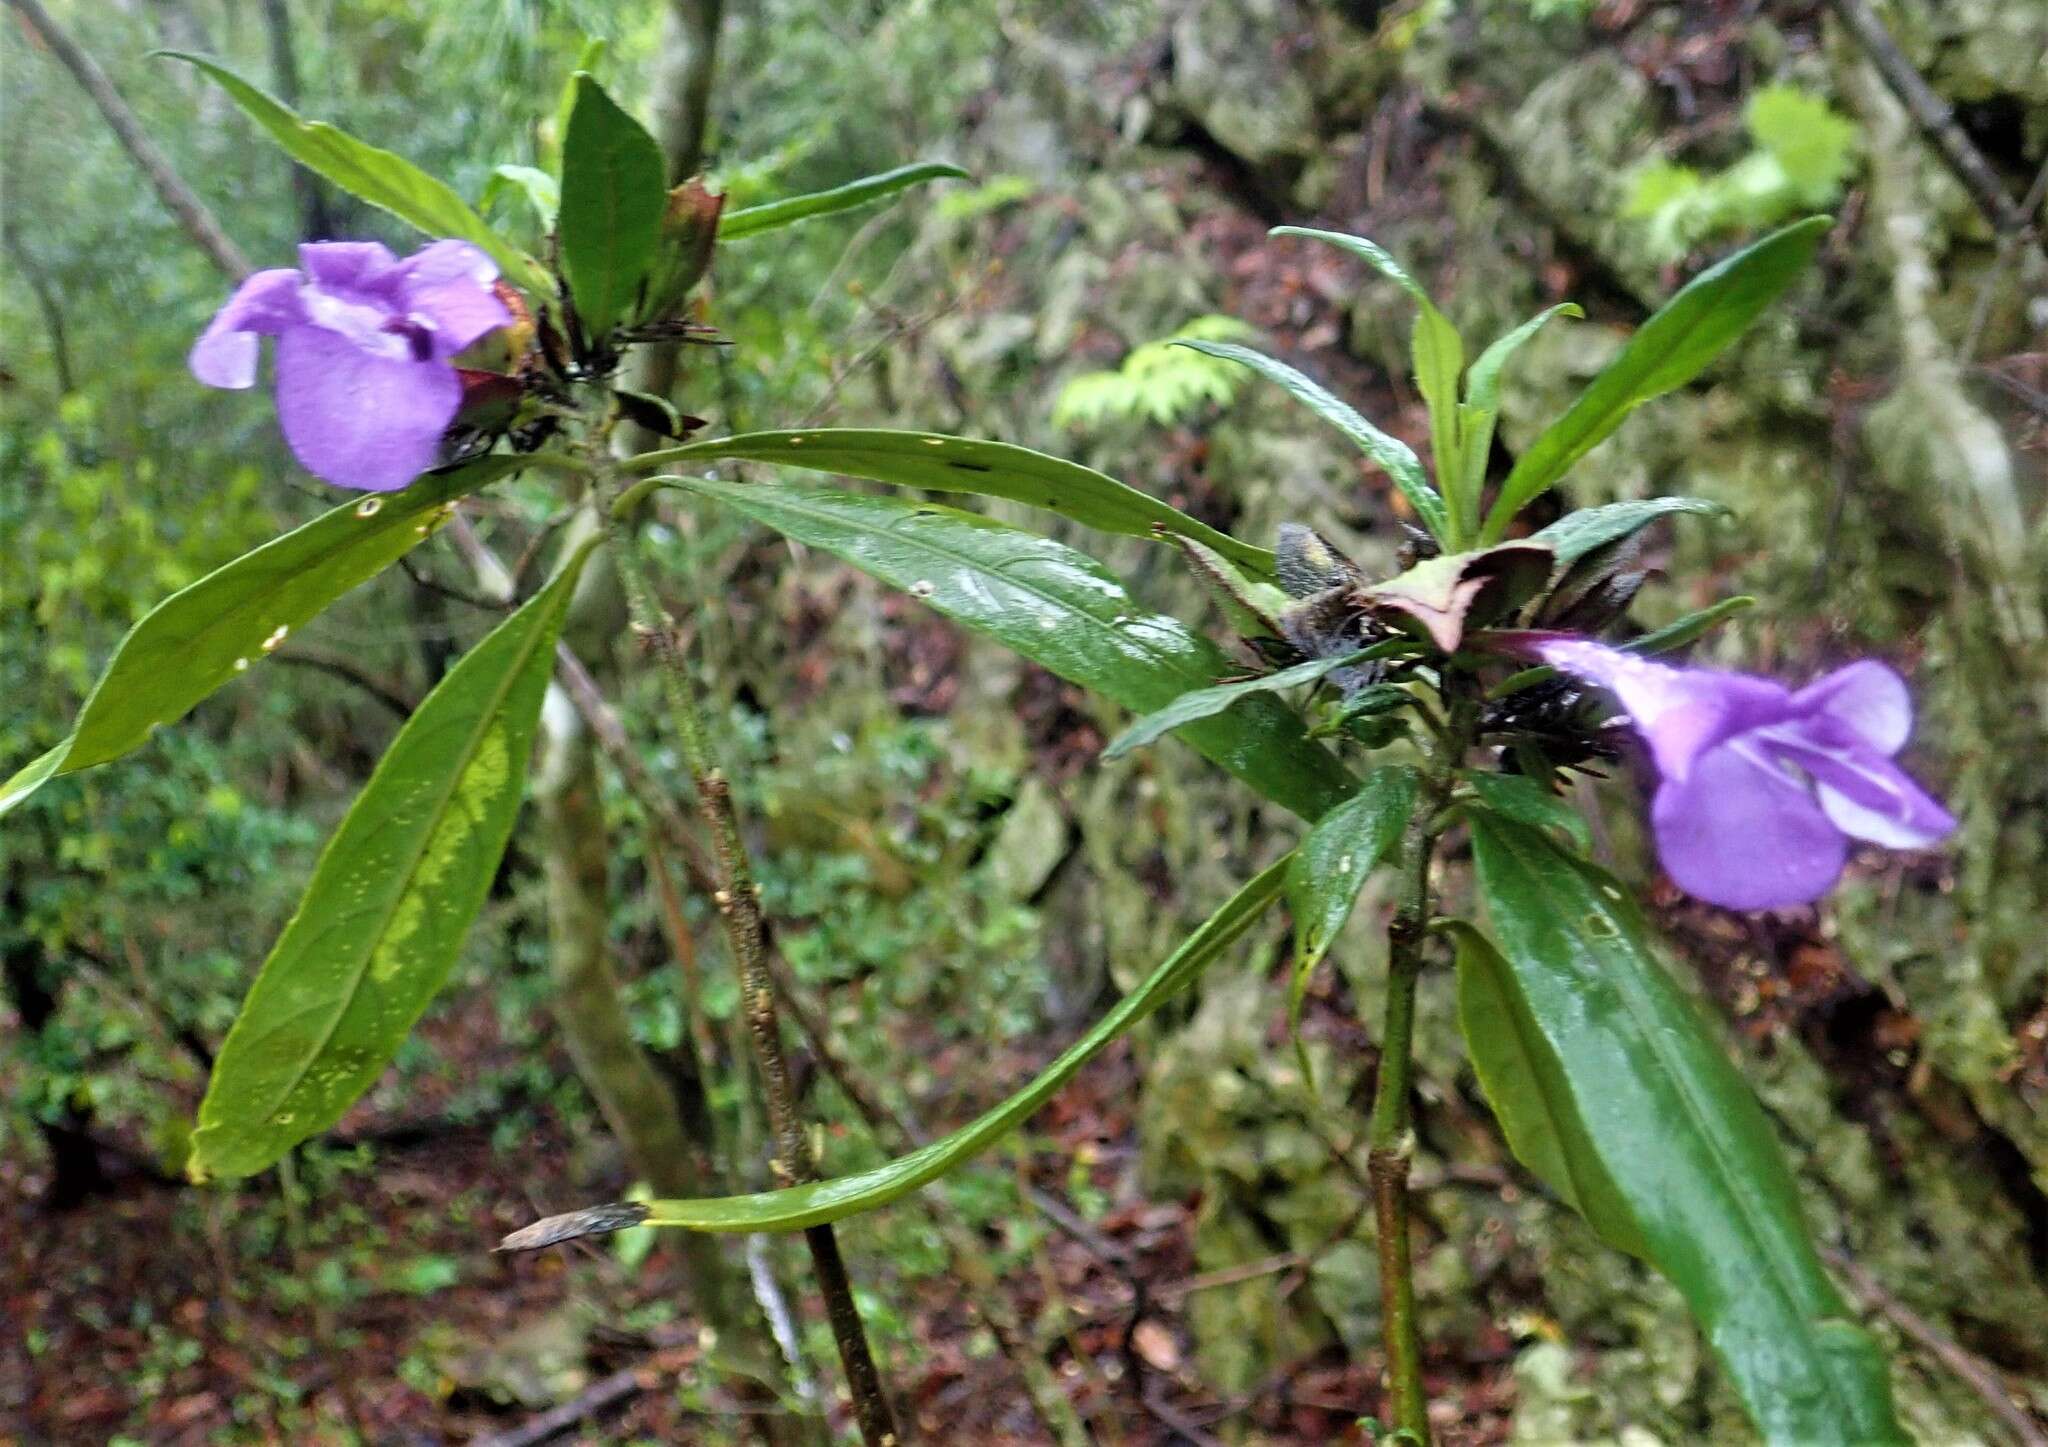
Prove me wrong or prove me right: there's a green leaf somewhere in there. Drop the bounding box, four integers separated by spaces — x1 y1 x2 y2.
1456 303 1584 543
1629 594 1755 654
558 73 667 337
1533 497 1726 567
1411 307 1466 541
1270 226 1435 308
1481 217 1829 541
1465 304 1587 417
719 162 969 241
1287 765 1419 1068
1174 340 1450 542
1747 88 1858 203
0 458 523 817
481 163 561 231
1448 921 1639 1241
189 541 597 1180
524 856 1289 1235
664 478 1356 820
1467 816 1907 1445
1103 644 1409 761
1462 773 1590 852
627 427 1273 573
159 53 550 299
1457 304 1584 537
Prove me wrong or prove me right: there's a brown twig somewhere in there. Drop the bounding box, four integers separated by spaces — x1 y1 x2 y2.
270 644 418 719
6 0 250 279
1962 154 2048 361
1821 1247 2048 1447
601 463 900 1447
1826 0 2038 243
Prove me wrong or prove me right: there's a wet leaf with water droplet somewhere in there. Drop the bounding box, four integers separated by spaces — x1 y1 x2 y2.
666 477 1354 821
1 455 522 817
1285 765 1419 1085
189 538 595 1180
635 428 1272 573
1466 814 1906 1444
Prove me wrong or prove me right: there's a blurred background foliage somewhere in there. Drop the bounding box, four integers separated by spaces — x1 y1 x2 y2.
4 0 2045 1441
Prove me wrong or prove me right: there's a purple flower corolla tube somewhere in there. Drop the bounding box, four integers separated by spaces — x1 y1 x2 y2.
1535 638 1955 910
190 240 513 491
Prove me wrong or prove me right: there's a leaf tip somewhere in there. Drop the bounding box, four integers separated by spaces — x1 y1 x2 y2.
498 1200 652 1252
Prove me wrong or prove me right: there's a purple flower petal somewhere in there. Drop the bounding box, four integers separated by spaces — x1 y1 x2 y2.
395 241 510 360
1769 725 1957 850
1537 639 1789 781
273 325 460 490
188 268 305 388
1651 740 1848 909
297 241 400 295
1791 660 1912 756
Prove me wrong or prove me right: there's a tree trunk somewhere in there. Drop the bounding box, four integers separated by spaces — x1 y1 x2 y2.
258 0 336 240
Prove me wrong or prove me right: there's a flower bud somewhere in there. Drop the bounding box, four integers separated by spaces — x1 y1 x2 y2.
639 179 724 323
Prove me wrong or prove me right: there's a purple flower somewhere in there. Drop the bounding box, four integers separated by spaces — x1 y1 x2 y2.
1535 639 1955 910
190 240 513 491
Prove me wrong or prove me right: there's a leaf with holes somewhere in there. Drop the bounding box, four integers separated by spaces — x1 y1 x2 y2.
189 542 595 1179
1287 764 1419 1069
1461 772 1590 852
1 457 522 817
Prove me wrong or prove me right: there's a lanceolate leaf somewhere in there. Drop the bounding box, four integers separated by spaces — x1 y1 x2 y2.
719 161 969 240
1411 308 1465 542
628 428 1272 573
1465 304 1587 417
1467 815 1907 1445
1533 496 1726 567
1448 922 1640 1244
664 478 1355 820
160 54 550 298
1461 773 1590 852
1174 340 1450 542
1270 226 1434 308
1480 216 1829 541
0 457 523 817
505 856 1290 1239
1630 595 1755 654
1287 765 1419 1062
558 73 667 337
189 542 597 1180
1103 644 1409 761
1457 303 1584 532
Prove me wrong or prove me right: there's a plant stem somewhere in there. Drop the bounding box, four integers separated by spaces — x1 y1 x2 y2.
1367 810 1435 1445
596 462 899 1447
1366 685 1470 1445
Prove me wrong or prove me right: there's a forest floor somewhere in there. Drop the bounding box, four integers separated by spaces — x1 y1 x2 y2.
3 963 1518 1445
